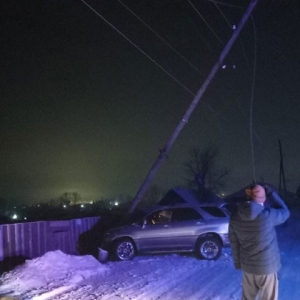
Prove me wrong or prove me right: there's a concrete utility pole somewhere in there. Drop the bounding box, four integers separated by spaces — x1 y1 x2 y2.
129 0 260 214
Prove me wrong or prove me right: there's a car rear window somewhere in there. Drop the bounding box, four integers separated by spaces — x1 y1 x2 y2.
200 207 227 217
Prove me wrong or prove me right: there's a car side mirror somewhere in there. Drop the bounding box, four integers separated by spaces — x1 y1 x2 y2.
141 219 150 228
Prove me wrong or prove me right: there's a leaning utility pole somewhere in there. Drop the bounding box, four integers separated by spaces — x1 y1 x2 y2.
129 0 259 214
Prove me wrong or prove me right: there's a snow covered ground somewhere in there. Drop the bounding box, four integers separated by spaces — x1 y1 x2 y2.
0 211 299 300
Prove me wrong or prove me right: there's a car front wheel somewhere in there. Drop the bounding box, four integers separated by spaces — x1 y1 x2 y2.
114 238 135 261
196 237 222 260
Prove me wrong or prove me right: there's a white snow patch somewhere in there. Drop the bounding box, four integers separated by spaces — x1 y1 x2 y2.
0 250 109 298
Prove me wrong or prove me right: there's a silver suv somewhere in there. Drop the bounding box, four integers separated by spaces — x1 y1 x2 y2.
101 202 230 261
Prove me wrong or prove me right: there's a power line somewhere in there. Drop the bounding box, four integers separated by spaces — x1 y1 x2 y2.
212 1 234 29
129 0 260 213
210 1 261 168
208 0 252 69
188 0 224 45
249 15 258 183
79 0 217 113
117 0 204 75
206 0 244 9
79 0 196 96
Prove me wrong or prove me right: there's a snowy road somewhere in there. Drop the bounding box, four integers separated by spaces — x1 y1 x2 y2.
50 250 242 300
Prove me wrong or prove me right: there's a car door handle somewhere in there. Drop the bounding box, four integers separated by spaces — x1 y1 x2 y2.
196 222 203 225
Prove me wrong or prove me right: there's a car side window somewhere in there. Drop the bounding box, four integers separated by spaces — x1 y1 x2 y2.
200 207 227 218
172 208 202 222
147 210 173 225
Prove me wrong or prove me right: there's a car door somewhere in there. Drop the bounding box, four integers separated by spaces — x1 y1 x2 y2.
135 209 177 252
169 207 204 250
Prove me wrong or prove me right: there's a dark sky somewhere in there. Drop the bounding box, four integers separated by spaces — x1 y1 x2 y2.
1 0 300 204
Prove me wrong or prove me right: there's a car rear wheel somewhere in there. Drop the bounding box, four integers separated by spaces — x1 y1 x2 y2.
114 238 135 261
196 237 222 260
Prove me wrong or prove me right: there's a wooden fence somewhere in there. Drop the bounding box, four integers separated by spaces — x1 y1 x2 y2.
0 216 100 261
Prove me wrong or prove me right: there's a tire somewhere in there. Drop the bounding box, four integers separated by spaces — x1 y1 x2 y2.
196 236 222 260
114 238 136 261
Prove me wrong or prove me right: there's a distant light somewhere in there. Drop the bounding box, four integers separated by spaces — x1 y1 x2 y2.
24 217 27 220
232 25 236 30
81 204 84 208
222 65 226 69
114 202 119 206
12 214 18 220
63 205 67 208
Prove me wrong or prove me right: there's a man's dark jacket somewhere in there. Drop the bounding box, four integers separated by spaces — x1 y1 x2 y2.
229 192 290 275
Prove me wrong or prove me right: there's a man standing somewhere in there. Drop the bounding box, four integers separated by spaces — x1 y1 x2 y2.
229 184 290 300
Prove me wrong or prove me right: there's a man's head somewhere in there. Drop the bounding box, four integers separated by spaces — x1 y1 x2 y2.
245 184 266 204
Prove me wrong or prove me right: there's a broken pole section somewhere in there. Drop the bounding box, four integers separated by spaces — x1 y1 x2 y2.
129 0 259 214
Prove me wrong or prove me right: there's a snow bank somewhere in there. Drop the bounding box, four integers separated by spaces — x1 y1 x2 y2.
0 250 109 297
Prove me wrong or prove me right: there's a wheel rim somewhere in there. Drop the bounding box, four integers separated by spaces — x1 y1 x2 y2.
117 241 134 260
200 240 219 259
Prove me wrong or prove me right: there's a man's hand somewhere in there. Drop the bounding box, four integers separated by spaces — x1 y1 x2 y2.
264 185 273 196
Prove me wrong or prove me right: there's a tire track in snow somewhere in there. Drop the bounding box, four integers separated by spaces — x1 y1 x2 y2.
51 253 242 300
130 255 203 300
102 255 192 300
175 259 242 300
131 254 241 300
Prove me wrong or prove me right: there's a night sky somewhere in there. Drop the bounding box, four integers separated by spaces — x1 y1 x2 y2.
1 0 300 204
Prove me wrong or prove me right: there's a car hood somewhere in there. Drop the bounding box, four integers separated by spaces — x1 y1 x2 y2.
105 223 139 235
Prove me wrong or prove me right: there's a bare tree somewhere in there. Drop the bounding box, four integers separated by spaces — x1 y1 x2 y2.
59 192 82 205
184 146 229 195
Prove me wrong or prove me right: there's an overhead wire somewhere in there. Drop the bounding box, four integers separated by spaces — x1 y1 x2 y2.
209 0 260 182
206 0 244 9
210 0 239 69
187 0 252 132
242 13 285 185
193 0 260 182
218 3 260 182
249 15 258 183
80 0 195 96
188 0 224 45
79 0 217 112
210 1 255 121
186 0 253 137
212 0 233 29
210 0 251 67
80 0 262 191
78 0 284 189
117 0 204 75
